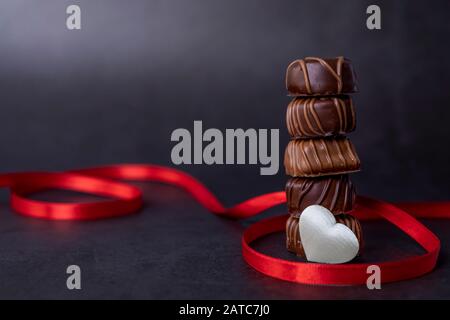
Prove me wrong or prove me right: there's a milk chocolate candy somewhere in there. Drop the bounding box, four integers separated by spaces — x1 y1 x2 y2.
286 213 363 257
286 57 358 96
284 137 360 177
286 175 355 215
286 96 356 138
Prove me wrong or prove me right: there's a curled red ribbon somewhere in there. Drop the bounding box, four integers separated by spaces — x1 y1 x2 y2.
0 164 446 285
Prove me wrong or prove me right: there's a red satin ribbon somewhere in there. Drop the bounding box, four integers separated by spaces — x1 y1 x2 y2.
0 164 446 285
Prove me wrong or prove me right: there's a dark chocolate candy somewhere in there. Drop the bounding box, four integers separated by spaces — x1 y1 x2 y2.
286 175 355 216
286 57 358 96
286 213 363 257
286 96 356 138
284 137 360 177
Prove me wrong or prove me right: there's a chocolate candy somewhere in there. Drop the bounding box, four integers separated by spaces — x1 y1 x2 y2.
286 213 363 257
284 137 360 177
286 96 356 138
286 57 358 96
286 175 355 215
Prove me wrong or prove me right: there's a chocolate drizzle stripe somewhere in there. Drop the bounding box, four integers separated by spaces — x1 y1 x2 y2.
286 213 362 256
302 100 315 135
298 59 312 94
285 56 360 257
332 98 344 133
286 215 304 256
286 97 356 138
309 139 322 171
295 99 307 135
320 139 333 170
336 56 344 93
350 98 356 130
285 139 360 176
286 175 356 214
295 179 313 209
336 214 363 251
333 139 347 167
285 60 297 90
286 100 303 136
329 177 340 211
286 103 293 136
286 56 357 95
305 56 343 94
340 99 347 131
298 141 313 173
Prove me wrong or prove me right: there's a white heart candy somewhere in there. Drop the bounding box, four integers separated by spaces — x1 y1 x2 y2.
299 205 359 264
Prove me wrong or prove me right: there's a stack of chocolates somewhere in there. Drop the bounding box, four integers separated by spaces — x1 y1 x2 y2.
283 56 363 258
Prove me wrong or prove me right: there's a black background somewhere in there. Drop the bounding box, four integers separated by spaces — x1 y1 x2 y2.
0 0 449 299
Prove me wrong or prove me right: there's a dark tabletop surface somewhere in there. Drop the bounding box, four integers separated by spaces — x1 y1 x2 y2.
0 183 448 300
